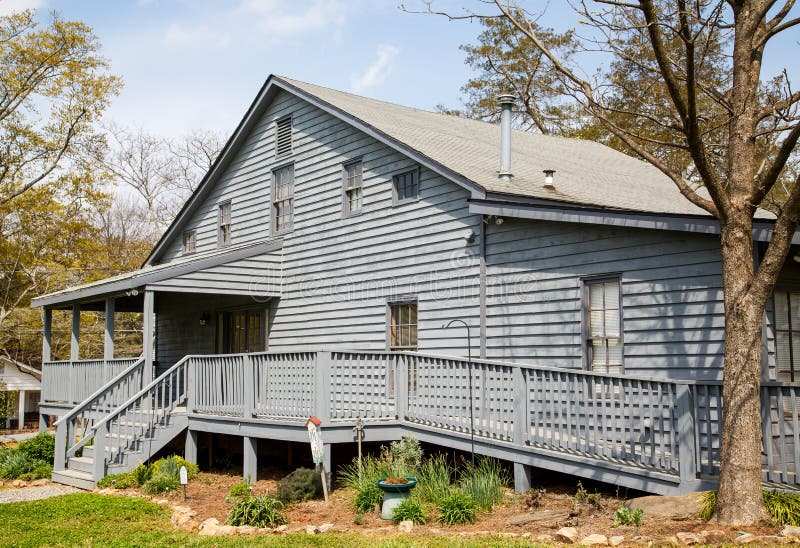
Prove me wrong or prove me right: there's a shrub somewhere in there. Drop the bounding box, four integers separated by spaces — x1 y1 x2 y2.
276 467 322 503
18 433 55 462
614 506 643 527
227 496 287 528
458 457 507 511
575 481 602 507
133 463 153 486
387 436 422 476
0 450 36 479
171 456 199 479
338 454 393 491
226 480 252 503
354 484 383 513
392 497 426 524
142 473 179 494
415 454 453 504
438 492 479 525
19 461 52 481
353 513 365 526
97 472 137 490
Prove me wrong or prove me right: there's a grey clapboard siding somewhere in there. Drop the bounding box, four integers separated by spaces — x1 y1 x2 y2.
484 218 726 380
148 253 281 296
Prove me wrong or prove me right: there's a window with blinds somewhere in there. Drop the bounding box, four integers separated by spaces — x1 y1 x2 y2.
585 278 623 374
774 290 800 382
275 116 292 157
272 164 294 233
343 160 362 216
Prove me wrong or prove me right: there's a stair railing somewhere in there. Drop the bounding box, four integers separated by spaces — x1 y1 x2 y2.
53 357 146 472
88 356 191 481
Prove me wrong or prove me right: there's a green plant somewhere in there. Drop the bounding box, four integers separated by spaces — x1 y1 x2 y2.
458 457 507 511
354 484 383 513
575 481 602 507
226 480 252 503
338 454 394 491
764 490 800 526
353 513 365 525
17 433 55 462
392 497 426 524
97 472 138 489
697 491 716 521
133 463 153 486
142 473 179 494
0 449 36 479
438 492 479 525
387 436 422 476
415 454 453 504
226 496 288 528
171 456 199 479
276 467 322 503
614 506 643 527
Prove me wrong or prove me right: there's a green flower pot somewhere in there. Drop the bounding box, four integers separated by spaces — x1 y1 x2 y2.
376 477 417 520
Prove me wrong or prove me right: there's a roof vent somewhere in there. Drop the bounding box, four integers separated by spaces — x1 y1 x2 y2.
275 116 293 157
543 169 556 190
497 94 515 182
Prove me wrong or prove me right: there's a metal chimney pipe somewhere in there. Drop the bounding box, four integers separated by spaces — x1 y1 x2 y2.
498 94 515 182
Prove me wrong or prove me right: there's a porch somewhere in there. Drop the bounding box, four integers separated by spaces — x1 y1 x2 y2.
44 348 800 495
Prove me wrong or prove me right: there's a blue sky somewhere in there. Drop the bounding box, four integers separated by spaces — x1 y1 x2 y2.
3 0 798 140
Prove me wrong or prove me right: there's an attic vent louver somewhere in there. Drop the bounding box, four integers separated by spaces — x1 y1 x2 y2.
275 116 293 157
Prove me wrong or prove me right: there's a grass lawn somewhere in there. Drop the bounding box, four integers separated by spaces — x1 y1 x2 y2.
0 493 539 547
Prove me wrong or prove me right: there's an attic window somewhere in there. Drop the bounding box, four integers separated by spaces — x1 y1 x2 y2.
275 116 293 158
218 202 232 246
272 164 294 234
183 230 196 254
342 160 363 216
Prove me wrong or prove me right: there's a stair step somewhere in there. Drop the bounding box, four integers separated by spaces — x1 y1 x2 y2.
52 469 95 490
67 456 93 474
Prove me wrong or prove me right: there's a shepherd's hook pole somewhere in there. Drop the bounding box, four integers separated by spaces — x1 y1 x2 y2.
442 319 475 466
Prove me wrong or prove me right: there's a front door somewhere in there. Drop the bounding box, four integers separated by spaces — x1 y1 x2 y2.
217 309 266 353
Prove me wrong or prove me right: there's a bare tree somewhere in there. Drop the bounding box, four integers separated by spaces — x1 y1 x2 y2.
410 0 800 524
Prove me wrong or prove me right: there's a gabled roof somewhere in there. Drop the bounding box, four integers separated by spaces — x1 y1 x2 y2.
145 74 764 265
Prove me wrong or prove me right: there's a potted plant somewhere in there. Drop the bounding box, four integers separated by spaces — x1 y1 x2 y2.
376 476 418 520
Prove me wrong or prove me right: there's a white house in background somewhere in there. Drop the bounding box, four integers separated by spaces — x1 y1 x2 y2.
0 357 41 430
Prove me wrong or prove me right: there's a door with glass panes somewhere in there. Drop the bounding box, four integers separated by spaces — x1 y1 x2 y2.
216 309 266 353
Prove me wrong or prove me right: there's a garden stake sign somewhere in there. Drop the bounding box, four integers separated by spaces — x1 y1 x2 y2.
179 465 188 500
306 416 328 501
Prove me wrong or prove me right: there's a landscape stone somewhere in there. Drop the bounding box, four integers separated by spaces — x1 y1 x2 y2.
609 535 625 547
580 533 609 546
556 527 580 544
197 518 237 536
397 520 413 533
305 525 319 534
627 492 704 520
536 533 554 543
236 525 258 535
733 533 758 544
273 525 289 534
676 532 703 545
318 523 334 533
700 529 728 544
11 480 24 488
784 526 800 537
30 479 48 487
506 509 570 525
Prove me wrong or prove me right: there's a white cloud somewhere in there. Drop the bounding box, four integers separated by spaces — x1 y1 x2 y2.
0 0 45 16
350 44 400 94
236 0 346 35
163 23 231 48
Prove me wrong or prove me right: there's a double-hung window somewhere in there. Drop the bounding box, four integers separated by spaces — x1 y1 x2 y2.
774 289 800 382
343 160 363 216
584 277 623 374
218 203 231 246
183 230 196 254
393 169 419 203
389 301 418 351
272 164 294 233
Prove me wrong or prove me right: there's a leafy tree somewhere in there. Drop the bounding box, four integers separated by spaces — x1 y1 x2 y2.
417 0 800 524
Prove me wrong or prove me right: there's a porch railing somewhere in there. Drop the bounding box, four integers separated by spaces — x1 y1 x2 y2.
42 358 140 405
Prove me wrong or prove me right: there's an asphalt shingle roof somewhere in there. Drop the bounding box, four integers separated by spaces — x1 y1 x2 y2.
279 76 712 216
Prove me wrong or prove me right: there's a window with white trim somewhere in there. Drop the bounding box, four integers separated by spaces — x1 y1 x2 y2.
218 202 231 246
183 230 196 254
774 289 800 382
275 116 292 158
343 160 362 216
389 301 418 351
272 164 294 233
584 278 623 374
393 169 419 203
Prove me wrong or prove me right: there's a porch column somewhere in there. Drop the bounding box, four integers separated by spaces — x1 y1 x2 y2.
185 430 198 465
70 305 80 362
42 309 52 363
243 436 258 482
513 463 533 493
18 390 26 430
104 298 115 361
322 443 332 492
142 290 154 383
38 413 48 432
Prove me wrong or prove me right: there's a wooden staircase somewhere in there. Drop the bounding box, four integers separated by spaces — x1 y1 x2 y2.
52 358 190 489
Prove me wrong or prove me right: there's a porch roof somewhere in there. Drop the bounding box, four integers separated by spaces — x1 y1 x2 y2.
31 239 282 310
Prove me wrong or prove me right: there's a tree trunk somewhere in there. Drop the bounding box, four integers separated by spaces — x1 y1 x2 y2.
715 218 769 524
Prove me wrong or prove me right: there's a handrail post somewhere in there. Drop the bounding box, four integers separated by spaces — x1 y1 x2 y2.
316 351 332 423
513 365 528 446
186 358 195 414
395 354 408 422
54 422 67 471
243 354 254 419
93 422 107 482
676 383 698 489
